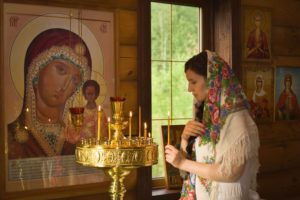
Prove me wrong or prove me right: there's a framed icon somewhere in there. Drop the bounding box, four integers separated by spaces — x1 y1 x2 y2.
275 66 300 120
161 124 184 189
244 64 274 122
242 6 272 62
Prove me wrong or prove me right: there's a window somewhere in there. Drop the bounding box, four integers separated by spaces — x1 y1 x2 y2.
150 2 202 179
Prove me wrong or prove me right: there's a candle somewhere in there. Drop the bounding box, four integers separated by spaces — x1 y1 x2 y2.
148 132 151 138
144 122 147 138
168 111 171 145
108 117 111 140
139 106 141 138
129 111 132 139
97 105 102 141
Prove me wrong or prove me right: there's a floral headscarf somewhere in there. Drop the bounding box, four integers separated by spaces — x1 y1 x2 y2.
201 50 250 144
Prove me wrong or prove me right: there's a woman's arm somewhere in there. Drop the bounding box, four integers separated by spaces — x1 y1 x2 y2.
165 145 245 182
180 120 205 153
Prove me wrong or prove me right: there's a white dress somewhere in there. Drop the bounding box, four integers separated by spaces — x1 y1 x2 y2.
194 110 260 200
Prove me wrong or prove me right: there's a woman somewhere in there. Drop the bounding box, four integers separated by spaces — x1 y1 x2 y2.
165 50 260 200
81 79 108 139
8 28 91 159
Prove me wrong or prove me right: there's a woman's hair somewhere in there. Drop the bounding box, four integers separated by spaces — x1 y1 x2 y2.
184 51 208 78
184 51 208 156
82 79 100 97
184 51 208 120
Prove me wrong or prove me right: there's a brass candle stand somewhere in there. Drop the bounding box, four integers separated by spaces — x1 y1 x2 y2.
75 97 158 200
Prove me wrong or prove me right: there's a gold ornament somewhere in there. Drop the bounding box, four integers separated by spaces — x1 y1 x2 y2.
15 128 29 143
76 98 158 200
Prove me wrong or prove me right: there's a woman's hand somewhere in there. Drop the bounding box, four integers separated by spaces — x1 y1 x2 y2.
181 120 205 141
165 145 186 169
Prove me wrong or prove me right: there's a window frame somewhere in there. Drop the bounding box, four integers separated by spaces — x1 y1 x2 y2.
137 0 213 196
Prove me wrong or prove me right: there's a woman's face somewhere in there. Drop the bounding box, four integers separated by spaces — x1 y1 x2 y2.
84 85 97 103
256 78 263 90
36 59 82 107
185 69 207 102
254 16 262 28
285 79 292 89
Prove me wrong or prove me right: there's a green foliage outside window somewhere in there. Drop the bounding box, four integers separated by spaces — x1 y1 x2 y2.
151 2 201 178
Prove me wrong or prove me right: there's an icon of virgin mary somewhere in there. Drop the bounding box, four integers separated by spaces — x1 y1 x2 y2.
8 28 91 159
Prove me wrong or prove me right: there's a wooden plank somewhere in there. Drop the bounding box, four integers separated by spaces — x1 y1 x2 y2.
257 168 300 199
118 81 138 131
0 0 4 199
257 171 285 200
283 141 300 169
120 45 137 58
118 81 137 110
282 169 300 198
272 26 300 56
241 0 273 7
259 143 285 173
118 9 137 45
4 0 118 10
119 57 137 81
214 0 232 64
274 56 300 67
116 0 137 10
273 0 300 27
118 45 137 83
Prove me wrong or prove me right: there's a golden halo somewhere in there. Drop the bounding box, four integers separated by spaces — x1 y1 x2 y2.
92 71 107 105
10 13 104 99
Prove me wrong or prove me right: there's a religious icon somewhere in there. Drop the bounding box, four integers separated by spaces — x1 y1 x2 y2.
4 3 114 192
244 65 274 122
275 67 300 120
161 124 184 189
243 6 272 62
8 28 92 159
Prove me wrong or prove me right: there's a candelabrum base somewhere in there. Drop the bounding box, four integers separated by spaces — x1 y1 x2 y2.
106 166 134 200
75 138 158 200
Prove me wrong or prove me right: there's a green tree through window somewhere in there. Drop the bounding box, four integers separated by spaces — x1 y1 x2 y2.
151 2 202 178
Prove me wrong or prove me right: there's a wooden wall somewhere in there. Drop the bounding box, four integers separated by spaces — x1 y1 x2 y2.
241 0 300 199
0 0 5 199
